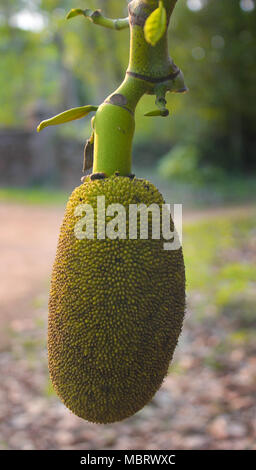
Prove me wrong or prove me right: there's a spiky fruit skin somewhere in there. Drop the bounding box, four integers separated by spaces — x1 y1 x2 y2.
48 175 185 423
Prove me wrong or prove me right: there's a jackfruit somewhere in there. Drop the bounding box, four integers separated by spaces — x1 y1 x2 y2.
48 174 185 423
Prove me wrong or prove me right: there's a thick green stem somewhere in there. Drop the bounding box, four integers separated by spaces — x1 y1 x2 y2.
93 103 135 176
92 75 149 176
37 1 185 176
113 75 150 113
127 0 178 79
92 0 185 176
40 1 185 176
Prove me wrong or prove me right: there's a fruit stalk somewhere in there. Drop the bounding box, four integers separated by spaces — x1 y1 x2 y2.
93 0 186 175
37 0 186 177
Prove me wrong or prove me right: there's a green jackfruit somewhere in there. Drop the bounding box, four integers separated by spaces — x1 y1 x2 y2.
48 174 185 423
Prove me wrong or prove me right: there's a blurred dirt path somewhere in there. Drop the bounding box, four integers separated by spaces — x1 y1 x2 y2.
0 202 255 336
0 204 63 337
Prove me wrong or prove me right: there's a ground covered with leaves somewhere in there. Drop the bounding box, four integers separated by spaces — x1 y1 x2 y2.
0 204 256 450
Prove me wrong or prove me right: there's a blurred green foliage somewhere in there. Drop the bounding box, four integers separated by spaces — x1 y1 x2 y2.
157 144 227 183
1 172 256 207
0 186 68 204
184 212 256 321
157 144 200 182
0 0 255 171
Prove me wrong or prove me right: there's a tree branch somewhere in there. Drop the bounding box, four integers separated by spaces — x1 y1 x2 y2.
66 8 129 30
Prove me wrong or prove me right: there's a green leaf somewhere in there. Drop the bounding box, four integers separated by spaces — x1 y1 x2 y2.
144 1 167 47
37 106 98 132
66 8 85 20
144 109 169 117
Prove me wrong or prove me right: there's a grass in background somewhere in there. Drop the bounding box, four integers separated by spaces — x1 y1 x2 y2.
183 212 256 326
1 171 256 208
135 166 256 208
0 187 68 206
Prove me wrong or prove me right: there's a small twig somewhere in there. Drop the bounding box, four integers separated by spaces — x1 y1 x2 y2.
66 8 129 30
